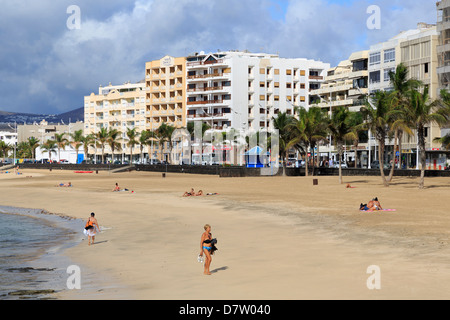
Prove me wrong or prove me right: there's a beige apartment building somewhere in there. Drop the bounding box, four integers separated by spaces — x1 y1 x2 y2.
310 50 369 166
84 81 147 163
145 56 186 161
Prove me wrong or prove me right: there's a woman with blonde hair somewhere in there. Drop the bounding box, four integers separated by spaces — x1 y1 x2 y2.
199 224 217 275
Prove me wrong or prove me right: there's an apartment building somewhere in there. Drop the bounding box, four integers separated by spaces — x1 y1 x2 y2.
309 50 369 166
145 56 186 129
84 81 147 162
437 0 450 91
185 51 329 133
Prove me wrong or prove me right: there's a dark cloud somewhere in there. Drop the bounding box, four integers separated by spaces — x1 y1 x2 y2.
0 0 438 115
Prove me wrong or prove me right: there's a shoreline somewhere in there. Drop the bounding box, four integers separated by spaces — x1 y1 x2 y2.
1 169 450 299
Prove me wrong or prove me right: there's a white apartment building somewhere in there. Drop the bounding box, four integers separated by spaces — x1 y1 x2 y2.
185 51 329 133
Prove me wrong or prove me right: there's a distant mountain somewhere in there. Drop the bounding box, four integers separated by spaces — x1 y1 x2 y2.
0 107 84 125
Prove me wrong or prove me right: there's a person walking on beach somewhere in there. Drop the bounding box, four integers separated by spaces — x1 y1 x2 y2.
85 212 100 246
199 224 217 275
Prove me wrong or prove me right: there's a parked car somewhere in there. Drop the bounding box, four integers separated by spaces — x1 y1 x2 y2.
333 161 348 169
59 159 69 164
370 160 390 169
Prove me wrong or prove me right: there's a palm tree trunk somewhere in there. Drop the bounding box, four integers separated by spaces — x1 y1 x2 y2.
418 127 426 189
378 140 389 187
338 143 343 184
387 130 398 182
304 150 309 177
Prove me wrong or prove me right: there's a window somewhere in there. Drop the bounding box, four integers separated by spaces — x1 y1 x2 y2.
300 70 306 76
274 95 280 101
384 68 395 82
369 52 381 66
353 59 368 71
260 68 265 74
369 71 381 84
286 69 292 75
260 82 265 88
384 48 395 63
274 82 280 88
286 83 292 89
300 83 305 89
274 69 280 75
424 63 429 74
260 95 265 101
300 96 306 102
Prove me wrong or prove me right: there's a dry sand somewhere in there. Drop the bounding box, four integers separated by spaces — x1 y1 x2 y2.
1 168 450 299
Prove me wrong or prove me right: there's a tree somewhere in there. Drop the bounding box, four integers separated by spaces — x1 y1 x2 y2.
361 91 392 187
27 137 40 160
327 107 358 184
41 140 57 162
95 128 109 164
0 141 11 160
125 128 139 163
434 133 450 150
107 128 122 163
69 130 84 164
54 133 68 162
81 134 96 163
287 107 328 177
272 112 295 175
155 122 175 163
387 63 422 180
399 87 450 189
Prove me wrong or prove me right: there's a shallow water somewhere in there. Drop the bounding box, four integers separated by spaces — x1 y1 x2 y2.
0 206 84 300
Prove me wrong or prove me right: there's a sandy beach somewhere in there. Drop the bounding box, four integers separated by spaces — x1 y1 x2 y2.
1 168 450 300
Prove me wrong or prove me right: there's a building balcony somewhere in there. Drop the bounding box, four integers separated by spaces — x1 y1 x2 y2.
187 59 225 67
187 86 227 93
187 99 225 106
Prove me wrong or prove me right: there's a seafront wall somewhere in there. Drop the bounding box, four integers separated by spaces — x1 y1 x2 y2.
15 163 450 178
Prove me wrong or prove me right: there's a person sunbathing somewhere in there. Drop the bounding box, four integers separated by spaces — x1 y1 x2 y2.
183 188 195 197
57 182 72 187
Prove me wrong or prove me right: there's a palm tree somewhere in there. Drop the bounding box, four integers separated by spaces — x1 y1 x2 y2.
41 140 57 162
387 63 422 180
95 128 109 163
125 128 139 163
81 134 96 163
288 107 328 176
399 87 450 189
69 129 84 164
138 130 151 163
155 122 175 163
346 112 365 168
54 133 68 162
327 107 358 184
272 112 295 175
17 141 32 159
0 140 11 161
27 137 40 161
107 128 122 163
434 134 450 150
361 91 392 187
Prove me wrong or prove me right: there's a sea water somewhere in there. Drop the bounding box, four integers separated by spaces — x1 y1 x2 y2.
0 206 84 300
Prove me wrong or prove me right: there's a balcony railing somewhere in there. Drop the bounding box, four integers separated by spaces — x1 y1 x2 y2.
309 75 324 80
187 59 224 67
187 99 224 105
187 113 225 118
187 86 225 93
187 73 226 80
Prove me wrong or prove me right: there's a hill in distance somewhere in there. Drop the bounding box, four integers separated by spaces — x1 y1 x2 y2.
0 107 84 125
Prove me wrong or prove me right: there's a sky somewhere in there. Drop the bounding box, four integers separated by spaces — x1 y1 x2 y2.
0 0 438 115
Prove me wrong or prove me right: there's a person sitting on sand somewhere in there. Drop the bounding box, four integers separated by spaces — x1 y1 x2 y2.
113 183 120 192
368 197 383 211
183 188 195 197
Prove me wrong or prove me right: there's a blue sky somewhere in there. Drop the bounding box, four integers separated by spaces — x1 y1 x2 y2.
0 0 438 115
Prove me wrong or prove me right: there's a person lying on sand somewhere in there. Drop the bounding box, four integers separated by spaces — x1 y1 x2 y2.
57 182 72 187
183 188 195 197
